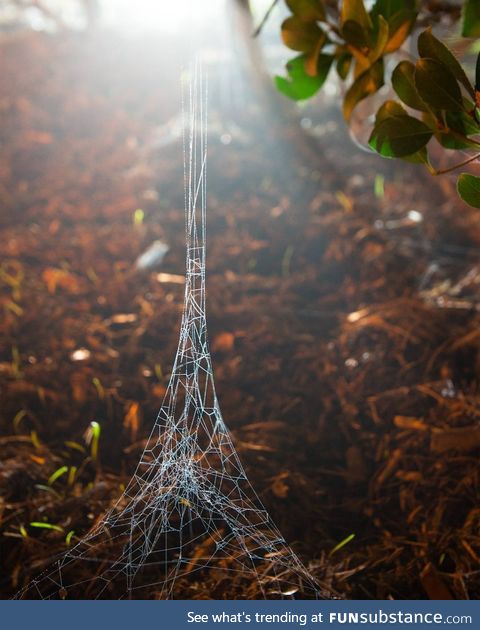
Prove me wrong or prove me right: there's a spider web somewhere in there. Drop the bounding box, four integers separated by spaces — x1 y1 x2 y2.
16 65 324 600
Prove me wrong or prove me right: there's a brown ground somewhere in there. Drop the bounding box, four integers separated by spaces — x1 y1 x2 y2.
2 24 480 600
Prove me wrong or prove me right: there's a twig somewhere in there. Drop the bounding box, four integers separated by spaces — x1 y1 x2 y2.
433 150 480 176
252 0 279 38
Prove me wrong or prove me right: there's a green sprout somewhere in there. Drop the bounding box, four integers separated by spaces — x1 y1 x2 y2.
65 530 75 546
48 466 68 486
133 208 145 228
329 533 356 556
29 522 64 533
374 174 385 199
64 440 85 454
12 409 27 432
92 376 105 400
30 430 41 450
67 466 77 486
19 525 28 538
84 421 101 461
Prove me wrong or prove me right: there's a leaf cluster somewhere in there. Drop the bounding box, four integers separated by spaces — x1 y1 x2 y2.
368 27 480 206
276 0 480 208
276 0 418 119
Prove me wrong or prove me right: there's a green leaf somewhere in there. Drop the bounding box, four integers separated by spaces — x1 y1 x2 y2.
392 61 426 111
369 15 389 63
457 173 480 207
384 9 416 54
436 132 478 150
343 59 384 122
446 109 480 136
336 53 352 80
286 0 325 22
369 115 433 157
342 19 370 48
462 0 480 38
414 58 464 112
375 99 408 124
418 28 474 97
374 101 432 167
402 146 430 166
371 0 415 20
275 54 327 101
341 0 372 31
281 16 324 52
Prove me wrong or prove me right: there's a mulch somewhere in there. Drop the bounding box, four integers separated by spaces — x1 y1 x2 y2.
2 26 480 600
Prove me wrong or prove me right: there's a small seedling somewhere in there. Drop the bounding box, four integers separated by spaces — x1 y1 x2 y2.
329 533 355 556
133 208 145 228
374 174 385 199
84 421 101 461
64 440 85 454
30 430 41 450
67 466 77 486
29 522 64 533
48 466 68 486
65 530 75 546
12 409 27 432
92 377 105 400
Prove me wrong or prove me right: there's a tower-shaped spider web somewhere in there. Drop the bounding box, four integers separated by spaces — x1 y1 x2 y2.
17 66 323 600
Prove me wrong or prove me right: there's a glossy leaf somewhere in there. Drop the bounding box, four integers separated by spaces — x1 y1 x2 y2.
462 0 480 38
371 0 415 20
392 61 425 110
374 101 431 167
434 99 479 148
446 109 480 136
401 146 430 166
436 132 479 150
384 9 416 54
369 115 433 157
286 0 325 22
275 54 327 101
341 0 372 31
414 58 464 112
342 19 369 49
343 59 384 122
418 28 474 97
375 99 408 124
457 173 480 207
281 16 324 52
369 15 389 63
